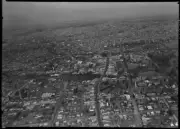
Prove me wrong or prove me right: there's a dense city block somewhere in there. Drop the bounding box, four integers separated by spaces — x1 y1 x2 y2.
2 5 178 128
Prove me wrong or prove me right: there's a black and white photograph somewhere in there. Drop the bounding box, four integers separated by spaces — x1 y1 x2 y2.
2 1 179 127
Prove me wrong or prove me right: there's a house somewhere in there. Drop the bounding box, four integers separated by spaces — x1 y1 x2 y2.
151 97 156 101
145 80 150 83
100 102 105 107
90 116 97 122
146 93 156 96
141 116 151 124
91 123 98 126
102 112 110 116
152 79 161 85
147 105 153 110
123 94 131 100
170 105 178 110
104 123 111 127
103 116 110 120
175 122 178 126
137 98 145 104
119 76 126 80
172 84 176 88
93 55 102 59
139 106 144 111
137 82 147 87
102 77 109 82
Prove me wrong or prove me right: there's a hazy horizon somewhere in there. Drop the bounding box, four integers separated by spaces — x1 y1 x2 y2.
3 1 179 29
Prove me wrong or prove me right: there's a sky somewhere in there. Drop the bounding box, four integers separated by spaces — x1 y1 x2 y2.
3 1 179 29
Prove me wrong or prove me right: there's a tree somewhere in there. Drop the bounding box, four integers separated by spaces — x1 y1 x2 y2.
100 50 109 58
117 69 124 78
83 106 89 115
167 109 173 116
171 95 178 101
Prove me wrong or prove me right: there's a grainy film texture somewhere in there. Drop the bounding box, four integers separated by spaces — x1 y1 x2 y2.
2 1 179 127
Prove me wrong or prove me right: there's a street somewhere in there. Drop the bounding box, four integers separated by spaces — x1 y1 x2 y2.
50 81 68 126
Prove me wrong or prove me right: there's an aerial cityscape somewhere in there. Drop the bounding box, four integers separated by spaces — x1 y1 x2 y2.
2 2 178 127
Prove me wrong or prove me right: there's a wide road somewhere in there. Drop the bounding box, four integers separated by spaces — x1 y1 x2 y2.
120 42 142 127
162 97 178 122
94 56 109 127
131 99 142 127
2 80 32 111
50 81 69 127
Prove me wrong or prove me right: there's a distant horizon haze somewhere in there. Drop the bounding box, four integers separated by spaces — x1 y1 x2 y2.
3 1 179 29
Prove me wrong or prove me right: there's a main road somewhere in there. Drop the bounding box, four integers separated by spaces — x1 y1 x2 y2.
120 41 142 127
94 54 110 127
50 80 69 127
